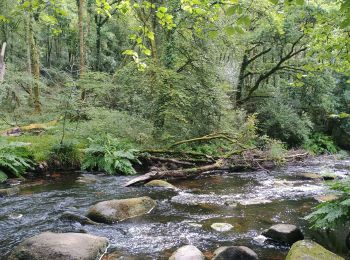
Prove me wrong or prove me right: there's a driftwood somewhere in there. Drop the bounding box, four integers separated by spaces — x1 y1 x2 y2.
125 134 309 187
125 159 228 186
0 42 6 82
125 133 308 187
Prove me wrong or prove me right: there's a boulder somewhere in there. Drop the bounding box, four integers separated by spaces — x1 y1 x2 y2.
213 246 259 260
169 245 204 260
8 232 108 260
211 223 233 232
145 180 177 189
262 224 303 245
286 240 344 260
87 196 156 223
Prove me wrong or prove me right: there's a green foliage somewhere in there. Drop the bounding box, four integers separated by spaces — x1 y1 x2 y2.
82 135 140 175
305 133 338 155
257 99 313 147
48 142 80 169
257 135 288 165
0 141 33 182
306 181 350 229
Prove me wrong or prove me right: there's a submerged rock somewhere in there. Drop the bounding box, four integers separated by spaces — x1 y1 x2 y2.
213 246 259 260
262 224 304 245
169 245 204 260
211 223 233 232
238 199 272 206
145 180 177 189
8 213 23 220
297 172 322 181
314 194 338 202
286 240 344 260
87 196 157 223
8 232 108 260
0 187 20 196
76 174 100 184
60 211 100 225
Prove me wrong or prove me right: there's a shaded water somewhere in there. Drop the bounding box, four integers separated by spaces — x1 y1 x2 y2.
0 156 349 259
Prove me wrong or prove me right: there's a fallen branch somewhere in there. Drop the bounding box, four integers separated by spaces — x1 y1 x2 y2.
125 159 227 186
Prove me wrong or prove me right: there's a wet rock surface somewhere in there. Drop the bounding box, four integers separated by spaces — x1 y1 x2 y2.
212 246 259 260
145 180 177 189
87 196 157 223
169 245 204 260
286 240 344 260
211 223 233 232
262 224 304 245
8 232 108 260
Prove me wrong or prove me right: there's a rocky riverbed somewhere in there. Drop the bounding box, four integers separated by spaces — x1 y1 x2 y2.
0 155 349 259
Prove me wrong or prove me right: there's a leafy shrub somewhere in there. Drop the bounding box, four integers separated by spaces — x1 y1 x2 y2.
0 141 34 182
305 133 338 154
48 142 80 169
82 135 140 175
257 99 313 147
306 181 350 229
76 107 154 147
257 135 288 165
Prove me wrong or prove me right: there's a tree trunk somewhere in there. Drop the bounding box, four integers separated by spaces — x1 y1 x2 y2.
0 42 6 83
78 0 86 99
236 54 248 103
28 16 41 113
95 23 102 71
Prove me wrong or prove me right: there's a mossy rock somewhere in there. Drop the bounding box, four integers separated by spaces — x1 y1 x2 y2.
87 196 157 223
286 240 344 260
145 180 177 190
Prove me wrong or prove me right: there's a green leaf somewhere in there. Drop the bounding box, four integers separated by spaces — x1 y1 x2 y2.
158 6 167 13
226 6 235 16
208 30 218 38
224 26 235 36
0 170 8 183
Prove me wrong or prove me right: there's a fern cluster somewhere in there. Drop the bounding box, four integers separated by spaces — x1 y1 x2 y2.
82 135 140 175
306 181 350 229
0 141 34 182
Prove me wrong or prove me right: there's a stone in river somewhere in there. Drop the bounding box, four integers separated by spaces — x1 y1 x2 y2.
211 223 233 232
87 196 156 223
286 240 344 260
262 224 304 245
212 246 259 260
8 232 108 260
169 245 204 260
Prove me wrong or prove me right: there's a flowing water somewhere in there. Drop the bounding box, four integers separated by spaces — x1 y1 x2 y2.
0 156 349 259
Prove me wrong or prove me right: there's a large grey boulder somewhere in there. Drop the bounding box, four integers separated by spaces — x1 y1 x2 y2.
8 232 108 260
213 246 259 260
262 224 304 245
286 240 344 260
87 196 157 223
169 245 204 260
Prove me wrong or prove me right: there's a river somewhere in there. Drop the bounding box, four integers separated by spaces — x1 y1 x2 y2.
0 155 349 259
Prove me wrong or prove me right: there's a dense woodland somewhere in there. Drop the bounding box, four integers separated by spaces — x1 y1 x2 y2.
1 0 350 239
